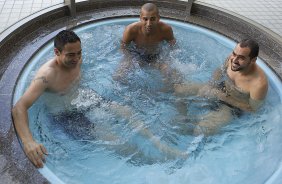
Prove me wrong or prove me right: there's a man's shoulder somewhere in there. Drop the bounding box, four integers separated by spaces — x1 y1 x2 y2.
123 22 140 43
254 64 267 81
159 21 172 31
250 65 268 91
126 22 140 33
249 65 268 101
257 66 268 86
36 60 58 80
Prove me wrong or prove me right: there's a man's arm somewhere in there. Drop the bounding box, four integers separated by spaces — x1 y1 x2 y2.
210 85 265 112
213 89 254 111
12 72 50 168
113 25 137 81
249 77 268 110
121 24 137 49
161 23 176 46
210 57 229 84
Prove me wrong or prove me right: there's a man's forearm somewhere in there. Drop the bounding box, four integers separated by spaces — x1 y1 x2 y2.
12 106 34 143
216 91 253 112
12 104 47 168
113 44 135 81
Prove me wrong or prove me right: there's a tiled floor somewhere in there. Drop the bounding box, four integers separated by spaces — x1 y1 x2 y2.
0 0 281 37
0 0 64 33
196 0 282 37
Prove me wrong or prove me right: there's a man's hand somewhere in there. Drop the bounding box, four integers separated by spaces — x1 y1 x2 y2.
23 140 47 168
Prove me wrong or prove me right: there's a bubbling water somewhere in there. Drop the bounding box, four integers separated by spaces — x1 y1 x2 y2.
13 18 282 184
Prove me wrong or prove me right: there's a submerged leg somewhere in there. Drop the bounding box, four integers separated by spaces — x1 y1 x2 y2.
112 56 134 83
194 105 233 135
174 83 205 97
156 62 184 92
109 102 188 159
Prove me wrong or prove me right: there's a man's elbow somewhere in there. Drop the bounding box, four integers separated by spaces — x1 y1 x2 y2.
248 99 265 112
12 104 21 120
12 102 27 119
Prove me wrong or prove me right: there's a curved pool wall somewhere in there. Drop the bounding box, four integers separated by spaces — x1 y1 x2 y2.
0 0 281 183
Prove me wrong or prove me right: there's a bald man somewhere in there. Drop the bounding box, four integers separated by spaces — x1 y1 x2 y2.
122 3 175 49
114 3 180 85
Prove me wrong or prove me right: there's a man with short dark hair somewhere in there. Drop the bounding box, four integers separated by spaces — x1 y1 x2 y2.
12 30 185 168
12 30 82 168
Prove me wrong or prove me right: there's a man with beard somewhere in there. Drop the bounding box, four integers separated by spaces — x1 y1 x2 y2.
174 39 268 135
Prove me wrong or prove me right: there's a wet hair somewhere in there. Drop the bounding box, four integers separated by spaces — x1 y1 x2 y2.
239 39 259 59
141 3 159 15
54 30 81 52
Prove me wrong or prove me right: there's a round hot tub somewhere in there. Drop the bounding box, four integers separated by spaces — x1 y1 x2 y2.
13 18 282 184
1 1 282 184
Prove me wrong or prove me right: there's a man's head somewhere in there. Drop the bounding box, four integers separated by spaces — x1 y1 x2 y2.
230 39 259 72
140 3 160 35
54 30 82 68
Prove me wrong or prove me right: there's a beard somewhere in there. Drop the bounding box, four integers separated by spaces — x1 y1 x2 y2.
231 62 242 71
230 59 251 72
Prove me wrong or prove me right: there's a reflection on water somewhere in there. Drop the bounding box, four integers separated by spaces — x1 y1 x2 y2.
15 18 282 184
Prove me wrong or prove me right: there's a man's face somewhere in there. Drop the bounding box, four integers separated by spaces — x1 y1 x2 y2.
230 44 254 72
56 41 82 68
140 9 160 35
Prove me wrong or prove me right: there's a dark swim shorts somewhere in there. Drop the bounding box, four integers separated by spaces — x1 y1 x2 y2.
50 110 95 140
213 81 243 117
129 48 160 64
213 100 243 117
190 97 243 118
139 54 159 64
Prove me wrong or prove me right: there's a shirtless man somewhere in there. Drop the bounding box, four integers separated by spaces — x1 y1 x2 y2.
114 3 178 81
12 30 82 168
12 30 185 168
122 3 175 49
174 39 268 134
